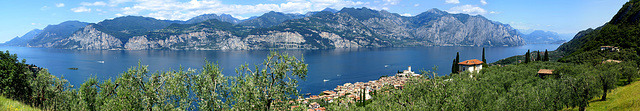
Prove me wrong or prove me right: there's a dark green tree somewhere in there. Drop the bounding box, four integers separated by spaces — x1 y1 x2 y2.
620 61 639 85
595 63 619 101
536 50 541 61
525 50 530 63
231 51 308 110
482 48 488 67
453 52 460 73
544 49 549 61
0 50 33 103
452 59 457 74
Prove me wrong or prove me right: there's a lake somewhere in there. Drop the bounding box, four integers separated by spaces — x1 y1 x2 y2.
1 44 560 95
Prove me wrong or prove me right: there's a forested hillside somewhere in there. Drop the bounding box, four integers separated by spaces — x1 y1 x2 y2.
557 0 640 58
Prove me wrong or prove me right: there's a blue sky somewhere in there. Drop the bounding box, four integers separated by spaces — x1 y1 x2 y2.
0 0 629 42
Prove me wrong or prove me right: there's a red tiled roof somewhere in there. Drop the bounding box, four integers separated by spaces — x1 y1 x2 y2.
458 59 484 65
537 69 554 75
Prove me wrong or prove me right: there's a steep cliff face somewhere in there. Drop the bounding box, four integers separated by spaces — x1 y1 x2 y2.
411 14 524 46
53 24 123 49
352 8 524 46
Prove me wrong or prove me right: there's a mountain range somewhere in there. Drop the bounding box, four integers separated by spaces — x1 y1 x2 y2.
3 7 526 50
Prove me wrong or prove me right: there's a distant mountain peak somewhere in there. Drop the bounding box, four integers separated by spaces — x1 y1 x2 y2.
321 8 338 13
426 8 445 14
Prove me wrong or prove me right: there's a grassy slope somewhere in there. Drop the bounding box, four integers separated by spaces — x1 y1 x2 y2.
564 80 640 111
0 96 39 111
587 80 640 111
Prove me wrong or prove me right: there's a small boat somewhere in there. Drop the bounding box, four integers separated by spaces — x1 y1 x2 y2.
97 60 105 63
68 67 78 70
323 79 329 82
304 93 311 96
384 65 389 67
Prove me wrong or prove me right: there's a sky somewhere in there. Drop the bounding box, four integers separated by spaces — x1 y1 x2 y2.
0 0 629 43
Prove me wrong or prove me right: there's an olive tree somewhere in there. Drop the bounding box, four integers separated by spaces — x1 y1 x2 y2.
230 51 308 110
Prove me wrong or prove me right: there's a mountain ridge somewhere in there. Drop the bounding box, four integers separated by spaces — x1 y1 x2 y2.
10 7 526 50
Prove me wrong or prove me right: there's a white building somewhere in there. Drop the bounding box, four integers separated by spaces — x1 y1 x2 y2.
458 59 484 73
397 66 420 77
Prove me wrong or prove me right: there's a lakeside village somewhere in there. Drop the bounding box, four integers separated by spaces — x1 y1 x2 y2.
297 45 625 110
298 59 485 110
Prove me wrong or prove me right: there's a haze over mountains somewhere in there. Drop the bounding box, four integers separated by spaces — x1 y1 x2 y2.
4 7 530 50
519 30 566 44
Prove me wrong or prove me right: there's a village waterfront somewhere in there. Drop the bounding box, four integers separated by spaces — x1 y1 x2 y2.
0 44 560 96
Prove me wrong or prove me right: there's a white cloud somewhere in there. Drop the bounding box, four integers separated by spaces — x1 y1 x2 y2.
445 0 460 4
81 1 107 6
114 0 367 20
71 7 92 13
55 3 65 7
447 5 487 15
40 6 49 10
401 13 411 16
414 4 419 7
480 0 487 5
383 0 400 5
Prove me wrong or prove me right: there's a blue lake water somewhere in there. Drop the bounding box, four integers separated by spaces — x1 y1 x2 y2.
1 44 560 95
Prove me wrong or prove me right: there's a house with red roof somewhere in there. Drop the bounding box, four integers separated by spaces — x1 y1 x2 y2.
458 59 484 73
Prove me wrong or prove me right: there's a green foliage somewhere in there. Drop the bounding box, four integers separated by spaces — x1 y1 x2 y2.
451 59 457 74
230 51 308 110
558 48 640 65
0 50 32 103
544 49 550 61
327 61 638 110
452 52 460 74
557 0 640 59
536 50 541 61
525 50 530 63
482 48 488 67
1 96 40 111
0 51 309 110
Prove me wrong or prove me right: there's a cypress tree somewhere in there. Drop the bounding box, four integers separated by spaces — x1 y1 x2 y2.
536 50 541 61
525 50 530 63
482 48 487 67
452 59 457 74
544 49 549 61
455 52 460 73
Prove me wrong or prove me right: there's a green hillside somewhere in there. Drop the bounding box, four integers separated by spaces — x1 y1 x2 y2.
564 80 640 111
557 0 640 58
1 96 39 111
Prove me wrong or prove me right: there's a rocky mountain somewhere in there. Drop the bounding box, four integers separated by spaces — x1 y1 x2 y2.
93 16 175 42
520 30 566 44
20 7 525 50
27 21 88 47
305 8 339 16
557 0 640 55
340 8 524 46
186 14 240 24
1 29 42 46
237 11 305 28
